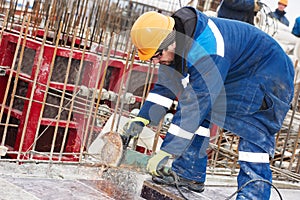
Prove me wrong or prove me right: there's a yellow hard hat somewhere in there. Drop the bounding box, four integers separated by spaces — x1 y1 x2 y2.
130 11 175 60
278 0 288 6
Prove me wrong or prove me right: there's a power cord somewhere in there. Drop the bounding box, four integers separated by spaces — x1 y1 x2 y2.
155 168 195 200
170 170 189 200
225 178 283 200
156 168 283 200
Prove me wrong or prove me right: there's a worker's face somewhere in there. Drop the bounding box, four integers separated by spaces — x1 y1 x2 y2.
278 3 287 11
150 42 176 66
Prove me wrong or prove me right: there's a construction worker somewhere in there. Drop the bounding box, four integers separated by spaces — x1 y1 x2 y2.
269 0 289 26
123 6 294 199
217 0 262 25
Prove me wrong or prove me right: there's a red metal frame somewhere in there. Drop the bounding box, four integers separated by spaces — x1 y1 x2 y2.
0 31 159 161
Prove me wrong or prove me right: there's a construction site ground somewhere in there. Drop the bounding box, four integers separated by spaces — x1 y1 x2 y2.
1 162 299 200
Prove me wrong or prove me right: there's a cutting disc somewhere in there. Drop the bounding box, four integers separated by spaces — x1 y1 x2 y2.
99 131 124 167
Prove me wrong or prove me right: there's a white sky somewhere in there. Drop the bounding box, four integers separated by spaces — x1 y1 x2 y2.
262 0 299 28
11 0 299 28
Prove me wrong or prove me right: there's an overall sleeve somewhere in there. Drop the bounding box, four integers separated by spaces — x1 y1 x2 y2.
160 55 230 156
222 0 255 11
292 17 300 37
138 64 185 126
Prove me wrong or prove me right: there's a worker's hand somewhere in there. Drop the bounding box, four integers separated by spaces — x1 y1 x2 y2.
147 150 172 176
254 0 262 12
122 117 149 138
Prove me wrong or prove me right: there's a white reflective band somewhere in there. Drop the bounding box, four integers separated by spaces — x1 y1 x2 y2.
181 74 190 88
146 93 173 108
238 151 270 163
208 19 224 57
168 124 194 140
195 126 210 137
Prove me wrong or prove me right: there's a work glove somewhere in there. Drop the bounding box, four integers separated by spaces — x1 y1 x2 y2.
147 150 172 176
122 117 149 138
254 0 262 12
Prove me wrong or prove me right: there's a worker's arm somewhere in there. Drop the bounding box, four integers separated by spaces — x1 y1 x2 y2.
122 64 184 138
222 0 256 11
137 64 185 126
160 55 230 156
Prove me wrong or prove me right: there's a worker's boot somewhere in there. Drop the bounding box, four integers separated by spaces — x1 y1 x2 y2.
152 167 205 193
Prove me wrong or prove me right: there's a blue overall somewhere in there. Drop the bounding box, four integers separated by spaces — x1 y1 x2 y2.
138 7 294 199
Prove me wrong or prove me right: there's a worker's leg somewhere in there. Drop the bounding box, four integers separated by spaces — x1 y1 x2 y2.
152 126 209 192
172 126 210 183
236 138 272 200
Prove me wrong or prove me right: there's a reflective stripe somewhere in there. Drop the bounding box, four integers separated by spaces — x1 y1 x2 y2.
195 126 210 137
208 19 224 57
168 124 194 140
238 151 270 163
181 74 189 88
146 93 173 108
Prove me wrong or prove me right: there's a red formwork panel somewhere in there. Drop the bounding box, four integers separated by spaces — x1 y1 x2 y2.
0 31 160 161
0 32 101 160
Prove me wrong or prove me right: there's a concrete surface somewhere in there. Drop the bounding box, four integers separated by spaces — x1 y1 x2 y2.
0 162 299 200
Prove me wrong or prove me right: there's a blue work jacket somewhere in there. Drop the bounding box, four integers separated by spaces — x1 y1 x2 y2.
138 7 294 157
217 0 256 25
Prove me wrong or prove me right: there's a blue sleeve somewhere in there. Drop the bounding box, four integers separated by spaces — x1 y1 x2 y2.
292 17 300 37
161 56 230 155
138 65 185 126
222 0 254 11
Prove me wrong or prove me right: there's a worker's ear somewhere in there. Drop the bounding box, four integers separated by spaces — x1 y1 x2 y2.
167 42 176 52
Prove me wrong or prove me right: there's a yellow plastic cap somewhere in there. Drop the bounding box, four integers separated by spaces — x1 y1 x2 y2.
278 0 288 6
130 11 175 61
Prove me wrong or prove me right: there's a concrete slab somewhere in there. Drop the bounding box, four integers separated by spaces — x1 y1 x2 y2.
1 177 113 200
0 162 299 200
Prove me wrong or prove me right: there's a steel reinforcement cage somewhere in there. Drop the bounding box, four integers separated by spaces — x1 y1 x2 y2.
0 0 299 183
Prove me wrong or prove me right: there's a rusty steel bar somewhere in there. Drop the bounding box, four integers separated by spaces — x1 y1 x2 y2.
288 123 300 170
80 32 114 162
152 119 164 153
49 26 78 160
17 19 50 160
279 61 300 168
212 128 224 173
0 9 8 44
13 94 101 121
31 0 41 40
79 0 89 38
8 72 104 117
49 0 57 28
140 62 152 107
59 27 90 161
113 46 134 133
145 64 156 105
271 130 281 165
31 21 63 156
64 1 78 46
86 33 117 148
0 16 27 145
1 15 31 147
